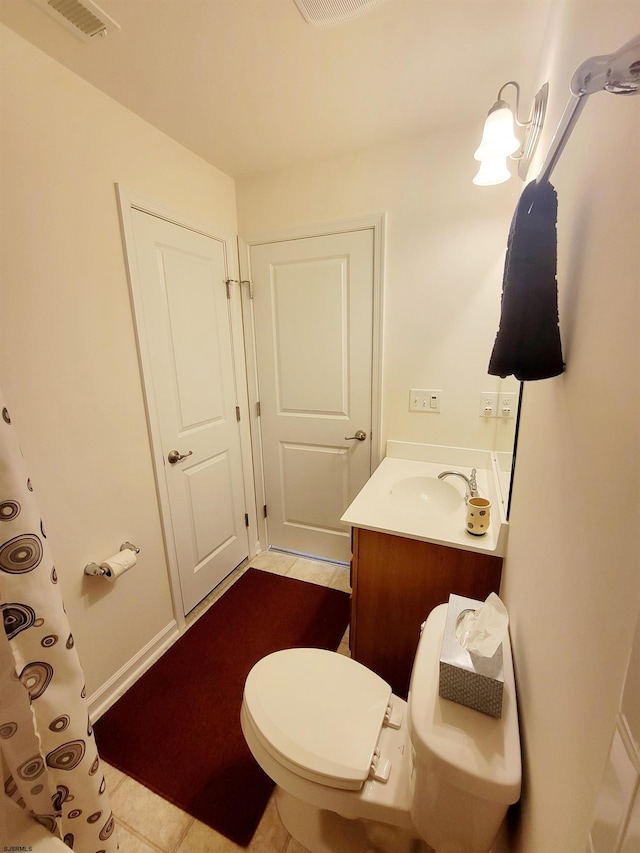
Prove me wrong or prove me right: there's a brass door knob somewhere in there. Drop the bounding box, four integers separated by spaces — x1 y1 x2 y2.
167 449 193 464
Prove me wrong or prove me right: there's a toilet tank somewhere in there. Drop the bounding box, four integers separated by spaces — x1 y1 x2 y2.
407 604 521 853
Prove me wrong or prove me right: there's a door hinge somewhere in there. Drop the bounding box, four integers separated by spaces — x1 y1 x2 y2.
244 513 249 528
226 278 252 298
236 406 241 422
263 504 268 518
241 279 254 299
256 401 261 417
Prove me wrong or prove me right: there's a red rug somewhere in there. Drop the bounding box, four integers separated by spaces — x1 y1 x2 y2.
94 568 350 846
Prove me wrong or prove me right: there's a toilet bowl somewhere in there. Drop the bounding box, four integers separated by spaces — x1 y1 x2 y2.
241 603 521 853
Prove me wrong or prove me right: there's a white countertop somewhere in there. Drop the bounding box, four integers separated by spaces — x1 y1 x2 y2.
341 454 508 557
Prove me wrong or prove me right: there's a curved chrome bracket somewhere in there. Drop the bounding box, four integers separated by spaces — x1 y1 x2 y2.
496 81 530 127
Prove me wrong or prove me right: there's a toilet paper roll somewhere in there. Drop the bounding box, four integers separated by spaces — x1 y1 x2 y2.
100 549 137 581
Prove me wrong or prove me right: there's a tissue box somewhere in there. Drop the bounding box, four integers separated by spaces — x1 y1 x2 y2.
438 593 504 718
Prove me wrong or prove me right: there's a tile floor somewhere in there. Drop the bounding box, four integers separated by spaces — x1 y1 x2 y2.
102 549 351 853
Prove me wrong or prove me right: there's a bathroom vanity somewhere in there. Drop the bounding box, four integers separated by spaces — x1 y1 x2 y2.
341 442 508 698
349 527 502 697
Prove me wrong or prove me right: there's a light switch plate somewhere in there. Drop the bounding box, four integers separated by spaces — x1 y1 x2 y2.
410 389 441 413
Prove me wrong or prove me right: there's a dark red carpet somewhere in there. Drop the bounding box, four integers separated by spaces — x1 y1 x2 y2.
94 568 350 846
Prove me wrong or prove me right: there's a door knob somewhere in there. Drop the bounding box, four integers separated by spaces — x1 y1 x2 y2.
344 430 367 442
167 449 193 464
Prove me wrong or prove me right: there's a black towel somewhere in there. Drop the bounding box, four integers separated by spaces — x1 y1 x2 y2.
488 179 564 381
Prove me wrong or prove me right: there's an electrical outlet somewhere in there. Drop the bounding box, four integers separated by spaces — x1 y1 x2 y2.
479 392 497 418
498 391 517 418
409 388 441 413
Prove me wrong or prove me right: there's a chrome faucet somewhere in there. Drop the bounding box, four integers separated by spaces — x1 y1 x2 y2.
438 468 478 502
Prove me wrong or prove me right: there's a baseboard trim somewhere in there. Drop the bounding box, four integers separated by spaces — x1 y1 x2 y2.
88 620 179 722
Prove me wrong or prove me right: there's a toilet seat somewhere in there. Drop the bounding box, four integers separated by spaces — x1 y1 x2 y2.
243 647 392 790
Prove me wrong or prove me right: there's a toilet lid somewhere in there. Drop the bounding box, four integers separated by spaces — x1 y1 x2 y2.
243 648 392 789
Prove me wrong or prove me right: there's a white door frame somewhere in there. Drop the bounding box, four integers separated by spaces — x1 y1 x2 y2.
238 213 386 554
116 184 259 627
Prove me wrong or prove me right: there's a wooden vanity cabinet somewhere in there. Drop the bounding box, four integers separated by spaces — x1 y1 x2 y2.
349 526 503 699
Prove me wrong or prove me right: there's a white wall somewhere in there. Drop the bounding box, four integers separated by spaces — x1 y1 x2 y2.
498 2 640 851
236 128 521 457
0 24 238 700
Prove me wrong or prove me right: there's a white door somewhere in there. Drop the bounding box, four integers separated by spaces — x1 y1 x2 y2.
249 229 374 563
130 210 248 613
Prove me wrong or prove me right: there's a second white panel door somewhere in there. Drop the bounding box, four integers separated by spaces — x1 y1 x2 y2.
250 229 374 563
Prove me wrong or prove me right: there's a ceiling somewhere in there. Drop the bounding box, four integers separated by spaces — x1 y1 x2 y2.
0 0 551 179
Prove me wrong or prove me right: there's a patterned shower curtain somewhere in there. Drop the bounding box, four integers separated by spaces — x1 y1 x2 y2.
0 394 118 852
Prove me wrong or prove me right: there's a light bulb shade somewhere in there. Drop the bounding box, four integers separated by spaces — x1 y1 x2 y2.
472 156 511 186
474 102 521 160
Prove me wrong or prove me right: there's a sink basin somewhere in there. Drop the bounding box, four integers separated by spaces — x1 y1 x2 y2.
388 476 463 514
341 454 506 555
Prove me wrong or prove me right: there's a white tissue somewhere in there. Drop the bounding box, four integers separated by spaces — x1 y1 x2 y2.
455 592 508 658
100 549 137 582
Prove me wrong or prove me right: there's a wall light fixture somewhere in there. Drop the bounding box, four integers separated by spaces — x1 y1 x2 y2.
473 81 548 186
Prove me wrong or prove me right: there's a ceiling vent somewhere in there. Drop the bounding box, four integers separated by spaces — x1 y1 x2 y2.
30 0 120 42
293 0 385 28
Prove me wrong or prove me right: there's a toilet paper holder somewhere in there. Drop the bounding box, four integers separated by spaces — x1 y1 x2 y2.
84 541 140 577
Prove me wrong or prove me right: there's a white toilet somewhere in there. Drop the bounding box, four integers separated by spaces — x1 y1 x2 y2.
241 602 521 853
